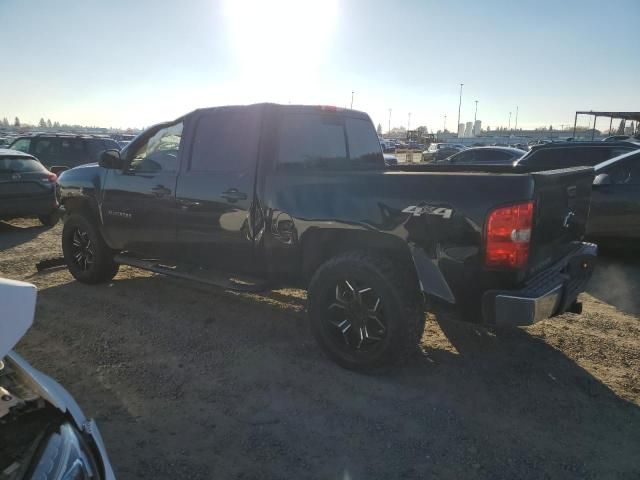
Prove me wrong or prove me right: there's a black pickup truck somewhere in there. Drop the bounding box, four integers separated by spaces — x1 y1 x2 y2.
57 104 597 371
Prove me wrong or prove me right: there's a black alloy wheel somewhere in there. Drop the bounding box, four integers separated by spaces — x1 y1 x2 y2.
70 227 95 271
326 278 387 353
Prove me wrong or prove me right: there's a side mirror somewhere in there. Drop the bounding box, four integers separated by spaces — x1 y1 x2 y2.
49 165 69 175
99 149 124 169
593 173 612 187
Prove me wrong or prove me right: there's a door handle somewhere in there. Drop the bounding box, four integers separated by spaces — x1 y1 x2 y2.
220 188 248 203
151 185 171 197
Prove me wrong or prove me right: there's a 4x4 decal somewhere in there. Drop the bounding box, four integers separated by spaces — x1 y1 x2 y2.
402 205 453 219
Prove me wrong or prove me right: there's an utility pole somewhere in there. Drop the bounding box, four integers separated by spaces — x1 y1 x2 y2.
473 100 478 123
508 112 512 133
388 108 392 135
350 91 354 109
407 112 411 132
514 106 519 131
457 83 464 137
443 114 447 132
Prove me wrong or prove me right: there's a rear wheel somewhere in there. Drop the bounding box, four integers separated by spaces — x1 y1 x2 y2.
308 251 424 371
62 214 119 284
38 211 59 226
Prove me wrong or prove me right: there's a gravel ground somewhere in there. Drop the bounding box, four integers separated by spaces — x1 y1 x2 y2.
1 218 639 479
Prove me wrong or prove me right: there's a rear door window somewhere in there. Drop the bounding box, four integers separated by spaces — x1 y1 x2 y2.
450 150 474 163
59 138 87 166
277 113 347 170
189 109 260 172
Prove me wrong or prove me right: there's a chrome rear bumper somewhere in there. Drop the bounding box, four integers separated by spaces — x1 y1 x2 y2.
483 242 597 326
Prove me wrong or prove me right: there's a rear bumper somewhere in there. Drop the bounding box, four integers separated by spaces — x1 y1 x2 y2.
482 242 597 326
0 193 58 218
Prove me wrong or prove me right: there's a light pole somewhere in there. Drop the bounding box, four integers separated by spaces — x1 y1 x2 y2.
407 112 411 132
474 100 478 123
388 108 392 135
350 91 354 109
508 112 512 134
457 83 464 137
515 106 519 132
443 114 447 132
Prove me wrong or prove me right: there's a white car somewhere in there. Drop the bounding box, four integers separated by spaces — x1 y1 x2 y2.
0 278 116 479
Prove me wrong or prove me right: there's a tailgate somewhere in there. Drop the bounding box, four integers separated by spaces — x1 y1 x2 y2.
527 167 594 275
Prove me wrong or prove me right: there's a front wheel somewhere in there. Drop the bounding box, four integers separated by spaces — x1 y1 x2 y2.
307 251 425 371
62 214 119 284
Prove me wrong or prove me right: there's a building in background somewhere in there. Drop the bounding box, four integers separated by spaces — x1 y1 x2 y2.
464 122 473 137
457 123 465 137
473 120 482 136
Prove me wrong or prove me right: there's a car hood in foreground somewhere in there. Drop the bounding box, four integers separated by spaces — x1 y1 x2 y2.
0 278 36 357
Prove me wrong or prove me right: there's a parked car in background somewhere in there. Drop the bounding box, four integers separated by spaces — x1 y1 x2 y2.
444 146 525 165
58 103 596 371
379 139 395 153
587 149 640 245
514 141 640 169
602 135 631 142
0 277 116 480
421 143 466 162
0 149 59 225
383 153 398 166
9 134 121 171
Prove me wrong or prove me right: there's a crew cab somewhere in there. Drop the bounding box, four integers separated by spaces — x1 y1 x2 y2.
57 104 597 371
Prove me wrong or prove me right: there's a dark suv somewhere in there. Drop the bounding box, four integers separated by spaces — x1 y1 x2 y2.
514 141 640 168
9 134 120 171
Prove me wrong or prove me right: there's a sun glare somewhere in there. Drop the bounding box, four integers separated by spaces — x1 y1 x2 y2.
223 0 339 100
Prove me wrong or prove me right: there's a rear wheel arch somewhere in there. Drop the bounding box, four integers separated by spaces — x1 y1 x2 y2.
300 228 419 288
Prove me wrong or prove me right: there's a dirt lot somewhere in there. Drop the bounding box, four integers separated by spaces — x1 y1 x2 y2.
1 218 639 479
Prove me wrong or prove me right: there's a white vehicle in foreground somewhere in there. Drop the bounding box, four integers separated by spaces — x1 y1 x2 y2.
0 278 115 480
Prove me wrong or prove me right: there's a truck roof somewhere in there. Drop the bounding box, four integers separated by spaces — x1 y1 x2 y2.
190 103 371 119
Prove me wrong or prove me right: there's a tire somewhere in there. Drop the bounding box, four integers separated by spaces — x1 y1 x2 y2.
307 251 425 372
38 211 59 226
62 214 119 284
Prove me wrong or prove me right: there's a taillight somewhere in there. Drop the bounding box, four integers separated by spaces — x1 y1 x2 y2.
485 201 534 269
42 172 57 183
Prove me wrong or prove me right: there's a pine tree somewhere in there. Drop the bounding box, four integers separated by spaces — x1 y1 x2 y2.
14 117 20 127
47 119 52 128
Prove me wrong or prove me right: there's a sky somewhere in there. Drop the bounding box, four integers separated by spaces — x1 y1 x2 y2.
0 0 638 132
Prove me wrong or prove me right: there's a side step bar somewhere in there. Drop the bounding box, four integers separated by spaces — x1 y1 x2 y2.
113 254 269 293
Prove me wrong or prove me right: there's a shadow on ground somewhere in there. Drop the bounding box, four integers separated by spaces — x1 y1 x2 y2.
15 272 640 479
0 220 51 251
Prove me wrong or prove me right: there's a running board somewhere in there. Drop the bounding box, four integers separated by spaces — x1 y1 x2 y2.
113 254 269 293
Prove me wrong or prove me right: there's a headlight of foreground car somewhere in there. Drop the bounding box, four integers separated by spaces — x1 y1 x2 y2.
29 422 101 479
